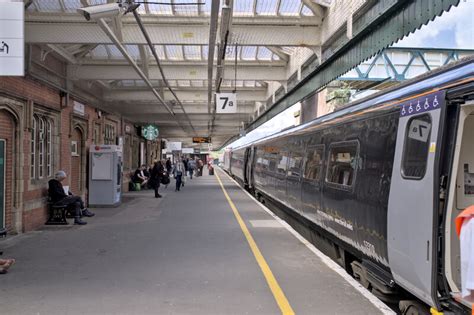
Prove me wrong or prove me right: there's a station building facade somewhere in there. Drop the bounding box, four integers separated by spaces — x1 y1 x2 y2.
0 75 161 234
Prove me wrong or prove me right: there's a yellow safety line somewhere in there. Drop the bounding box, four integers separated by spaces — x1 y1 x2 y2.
215 171 295 315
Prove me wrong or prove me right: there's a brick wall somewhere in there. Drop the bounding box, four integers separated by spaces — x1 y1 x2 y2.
0 110 14 232
0 74 143 233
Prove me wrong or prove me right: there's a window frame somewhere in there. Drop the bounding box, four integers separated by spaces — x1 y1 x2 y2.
401 113 432 180
30 116 37 179
325 140 360 191
303 144 325 183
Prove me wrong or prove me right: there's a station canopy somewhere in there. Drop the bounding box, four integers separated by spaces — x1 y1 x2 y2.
24 0 338 148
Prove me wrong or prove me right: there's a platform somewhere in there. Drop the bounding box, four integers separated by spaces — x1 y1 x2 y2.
0 169 393 314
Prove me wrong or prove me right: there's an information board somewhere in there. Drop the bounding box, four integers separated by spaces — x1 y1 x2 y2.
91 152 113 180
0 3 24 76
193 137 211 143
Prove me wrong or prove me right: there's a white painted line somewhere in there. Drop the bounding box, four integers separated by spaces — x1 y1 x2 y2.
249 220 284 228
218 168 396 315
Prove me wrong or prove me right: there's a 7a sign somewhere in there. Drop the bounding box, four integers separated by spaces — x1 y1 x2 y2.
216 93 237 114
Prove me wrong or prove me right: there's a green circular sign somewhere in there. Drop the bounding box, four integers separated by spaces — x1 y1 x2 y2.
142 125 159 141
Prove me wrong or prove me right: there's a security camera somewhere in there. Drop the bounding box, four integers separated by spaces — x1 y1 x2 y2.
77 3 122 21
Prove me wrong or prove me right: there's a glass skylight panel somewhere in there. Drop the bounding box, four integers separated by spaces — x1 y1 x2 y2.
37 0 62 12
202 45 209 60
234 0 254 16
148 1 173 15
89 0 107 5
91 45 108 58
279 1 300 16
225 46 240 60
301 5 315 16
122 80 135 87
191 80 204 87
202 0 212 15
241 46 257 60
153 46 166 60
125 45 140 59
63 0 82 12
272 53 280 61
184 46 201 60
107 45 124 59
244 81 255 87
174 0 199 15
177 80 191 87
257 47 272 60
165 45 184 60
256 0 278 15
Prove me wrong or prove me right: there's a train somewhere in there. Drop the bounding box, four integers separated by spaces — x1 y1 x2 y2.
223 56 474 314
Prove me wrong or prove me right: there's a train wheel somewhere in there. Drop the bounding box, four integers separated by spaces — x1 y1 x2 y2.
399 300 430 315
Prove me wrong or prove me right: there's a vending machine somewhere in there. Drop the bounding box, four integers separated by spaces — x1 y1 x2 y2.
89 145 122 207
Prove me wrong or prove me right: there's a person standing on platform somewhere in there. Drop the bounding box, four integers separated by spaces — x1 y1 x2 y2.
172 158 185 192
197 158 204 177
188 158 196 179
165 158 172 174
151 160 165 198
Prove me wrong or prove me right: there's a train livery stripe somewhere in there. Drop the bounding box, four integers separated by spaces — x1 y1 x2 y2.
215 171 295 315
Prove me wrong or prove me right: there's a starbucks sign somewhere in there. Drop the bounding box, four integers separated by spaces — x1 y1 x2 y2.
141 125 159 141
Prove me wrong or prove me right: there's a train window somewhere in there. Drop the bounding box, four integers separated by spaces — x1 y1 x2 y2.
326 141 359 188
276 151 289 175
304 146 324 181
402 114 432 179
288 151 303 177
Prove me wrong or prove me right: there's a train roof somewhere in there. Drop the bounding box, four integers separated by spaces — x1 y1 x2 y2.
233 56 474 151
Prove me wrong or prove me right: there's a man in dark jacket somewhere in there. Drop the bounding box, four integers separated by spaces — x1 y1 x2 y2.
48 171 94 225
150 161 165 198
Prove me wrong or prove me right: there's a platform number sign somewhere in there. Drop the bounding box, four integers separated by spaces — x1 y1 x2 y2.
216 93 237 114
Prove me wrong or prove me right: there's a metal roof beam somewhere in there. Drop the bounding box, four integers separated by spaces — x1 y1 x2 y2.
104 89 267 103
301 0 326 19
46 44 78 64
25 22 321 46
68 64 287 81
266 46 289 62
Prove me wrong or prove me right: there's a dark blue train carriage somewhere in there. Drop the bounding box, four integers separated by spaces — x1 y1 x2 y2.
226 57 474 314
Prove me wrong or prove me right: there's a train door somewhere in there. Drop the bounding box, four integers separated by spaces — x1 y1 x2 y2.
301 145 325 222
443 98 474 309
387 91 446 307
286 140 304 213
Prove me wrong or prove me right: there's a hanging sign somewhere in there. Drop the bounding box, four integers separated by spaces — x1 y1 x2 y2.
193 137 211 143
141 124 159 141
182 148 194 154
216 93 237 113
168 142 182 151
0 2 24 76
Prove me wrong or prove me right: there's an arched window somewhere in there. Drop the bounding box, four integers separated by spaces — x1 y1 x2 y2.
30 115 55 180
46 119 52 177
30 117 37 178
38 118 45 178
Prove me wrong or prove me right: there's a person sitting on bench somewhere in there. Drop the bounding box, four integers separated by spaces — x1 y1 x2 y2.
133 165 149 188
48 171 94 225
